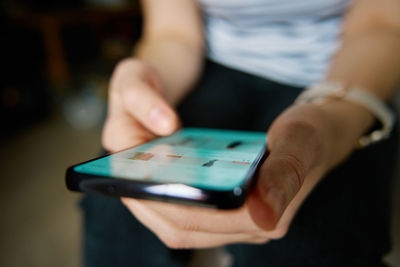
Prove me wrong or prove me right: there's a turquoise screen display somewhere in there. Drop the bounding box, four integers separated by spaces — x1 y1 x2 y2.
74 128 266 191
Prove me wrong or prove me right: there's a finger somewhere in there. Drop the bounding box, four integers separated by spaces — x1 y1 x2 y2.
102 115 155 152
119 81 179 136
122 198 264 249
248 121 322 231
135 200 261 234
248 153 305 231
246 108 330 231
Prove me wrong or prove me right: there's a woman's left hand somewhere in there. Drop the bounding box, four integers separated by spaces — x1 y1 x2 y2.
122 101 373 248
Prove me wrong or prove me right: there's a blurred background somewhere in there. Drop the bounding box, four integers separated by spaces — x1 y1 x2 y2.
0 0 399 266
0 0 141 266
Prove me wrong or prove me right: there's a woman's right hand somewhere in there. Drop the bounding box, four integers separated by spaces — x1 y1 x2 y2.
102 58 180 152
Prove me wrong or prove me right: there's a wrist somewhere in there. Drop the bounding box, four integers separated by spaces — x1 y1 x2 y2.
319 99 374 141
312 99 374 169
295 82 395 148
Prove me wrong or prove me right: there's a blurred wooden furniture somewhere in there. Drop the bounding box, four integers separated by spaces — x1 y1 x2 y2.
8 4 140 90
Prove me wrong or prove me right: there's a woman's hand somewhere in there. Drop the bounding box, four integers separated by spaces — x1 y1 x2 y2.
122 101 373 249
102 58 180 152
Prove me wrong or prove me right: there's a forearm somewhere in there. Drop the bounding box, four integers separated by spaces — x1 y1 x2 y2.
323 33 400 161
326 32 400 101
307 1 400 168
325 0 400 101
134 34 204 106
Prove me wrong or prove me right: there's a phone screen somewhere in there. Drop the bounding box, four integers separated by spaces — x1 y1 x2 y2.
74 128 266 191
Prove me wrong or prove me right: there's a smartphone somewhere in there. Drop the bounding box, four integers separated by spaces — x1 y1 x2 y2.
66 128 267 209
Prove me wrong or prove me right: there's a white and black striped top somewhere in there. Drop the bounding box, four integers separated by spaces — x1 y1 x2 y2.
198 0 351 87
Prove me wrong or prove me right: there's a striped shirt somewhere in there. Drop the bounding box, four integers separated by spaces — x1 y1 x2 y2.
198 0 351 87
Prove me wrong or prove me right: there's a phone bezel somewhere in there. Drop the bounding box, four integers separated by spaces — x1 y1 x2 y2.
65 132 268 209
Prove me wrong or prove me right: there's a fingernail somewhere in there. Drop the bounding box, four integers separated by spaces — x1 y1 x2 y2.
149 107 174 134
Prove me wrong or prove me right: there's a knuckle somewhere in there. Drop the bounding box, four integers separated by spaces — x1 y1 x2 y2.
279 153 305 189
259 153 305 203
121 85 141 102
115 58 140 73
161 230 191 249
176 218 201 232
255 224 289 240
101 120 115 150
281 117 319 136
112 60 132 86
114 58 129 72
269 225 289 240
283 119 326 162
111 59 144 93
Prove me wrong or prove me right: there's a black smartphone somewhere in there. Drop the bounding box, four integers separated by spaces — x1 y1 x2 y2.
66 128 268 209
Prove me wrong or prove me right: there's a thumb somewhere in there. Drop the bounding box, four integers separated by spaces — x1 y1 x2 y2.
248 151 306 231
247 106 330 231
